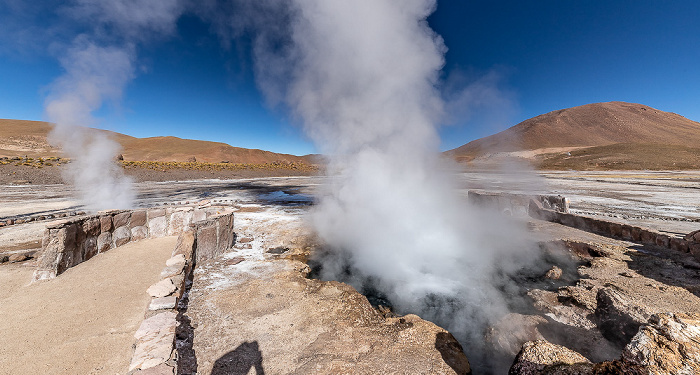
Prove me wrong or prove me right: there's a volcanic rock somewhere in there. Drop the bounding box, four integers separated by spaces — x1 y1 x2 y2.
545 266 563 280
595 286 653 345
487 313 547 357
509 340 591 375
8 254 29 263
621 313 700 374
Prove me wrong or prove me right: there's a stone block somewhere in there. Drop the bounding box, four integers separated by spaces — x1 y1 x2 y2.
83 235 97 260
640 230 656 244
655 234 670 248
196 223 218 263
131 225 148 241
172 231 195 260
165 254 186 267
113 212 131 228
147 208 166 219
149 296 177 311
130 210 147 227
167 209 193 236
160 264 184 278
82 217 101 236
148 216 167 238
147 278 176 298
97 232 112 253
113 226 131 247
100 215 112 232
193 208 207 223
690 243 700 261
130 312 177 372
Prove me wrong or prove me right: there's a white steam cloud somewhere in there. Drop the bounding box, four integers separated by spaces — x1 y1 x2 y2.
222 0 538 368
42 0 185 211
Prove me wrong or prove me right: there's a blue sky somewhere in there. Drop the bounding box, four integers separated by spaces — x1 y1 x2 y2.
1 1 699 155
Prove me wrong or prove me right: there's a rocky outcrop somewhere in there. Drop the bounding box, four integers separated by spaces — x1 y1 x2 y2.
595 286 653 345
622 313 700 374
509 340 590 375
510 313 700 375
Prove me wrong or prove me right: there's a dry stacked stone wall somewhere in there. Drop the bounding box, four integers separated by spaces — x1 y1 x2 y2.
32 206 230 282
129 211 234 374
468 190 570 216
529 199 700 260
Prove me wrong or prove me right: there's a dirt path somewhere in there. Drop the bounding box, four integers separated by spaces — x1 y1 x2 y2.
0 236 177 375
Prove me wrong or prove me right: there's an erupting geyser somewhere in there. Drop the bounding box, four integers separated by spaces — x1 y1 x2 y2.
232 0 539 369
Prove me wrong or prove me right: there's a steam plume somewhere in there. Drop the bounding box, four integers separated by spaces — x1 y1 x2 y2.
43 0 185 210
223 0 538 368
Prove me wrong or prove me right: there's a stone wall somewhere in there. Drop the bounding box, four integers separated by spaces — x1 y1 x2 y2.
32 206 229 282
529 199 700 260
128 211 234 374
468 190 570 216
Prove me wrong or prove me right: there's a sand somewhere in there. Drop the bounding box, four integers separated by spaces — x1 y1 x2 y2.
0 236 177 375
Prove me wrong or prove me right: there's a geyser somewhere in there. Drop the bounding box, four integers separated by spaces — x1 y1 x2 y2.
227 0 540 370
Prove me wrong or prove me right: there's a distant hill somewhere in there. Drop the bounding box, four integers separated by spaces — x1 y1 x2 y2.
0 119 314 164
447 102 700 170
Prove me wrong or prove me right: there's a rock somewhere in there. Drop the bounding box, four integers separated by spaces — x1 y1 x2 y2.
509 340 591 375
165 254 186 267
97 232 112 253
130 210 147 227
113 212 131 228
266 246 289 254
8 254 29 263
225 257 245 266
0 255 8 263
237 236 254 243
621 313 700 374
130 311 177 371
160 265 183 278
99 215 112 232
172 231 195 259
82 218 100 236
684 230 700 242
487 313 547 357
147 278 176 298
148 216 168 238
595 287 652 345
131 225 149 241
149 296 177 311
83 236 97 260
545 266 563 280
113 226 131 247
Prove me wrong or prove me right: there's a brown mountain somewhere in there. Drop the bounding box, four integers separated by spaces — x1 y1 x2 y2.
447 102 700 169
0 119 313 164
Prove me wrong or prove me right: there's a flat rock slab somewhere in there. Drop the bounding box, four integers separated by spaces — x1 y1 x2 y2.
130 311 177 371
147 278 176 298
149 296 177 311
165 254 186 267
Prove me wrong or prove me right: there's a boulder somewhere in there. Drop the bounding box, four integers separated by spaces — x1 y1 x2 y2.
595 287 653 345
509 340 591 375
165 254 186 267
621 313 700 374
8 254 29 263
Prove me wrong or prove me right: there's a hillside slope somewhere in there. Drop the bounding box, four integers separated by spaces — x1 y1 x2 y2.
448 102 700 162
0 119 312 164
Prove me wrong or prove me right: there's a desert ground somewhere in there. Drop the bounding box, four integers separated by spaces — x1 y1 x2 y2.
2 170 700 374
